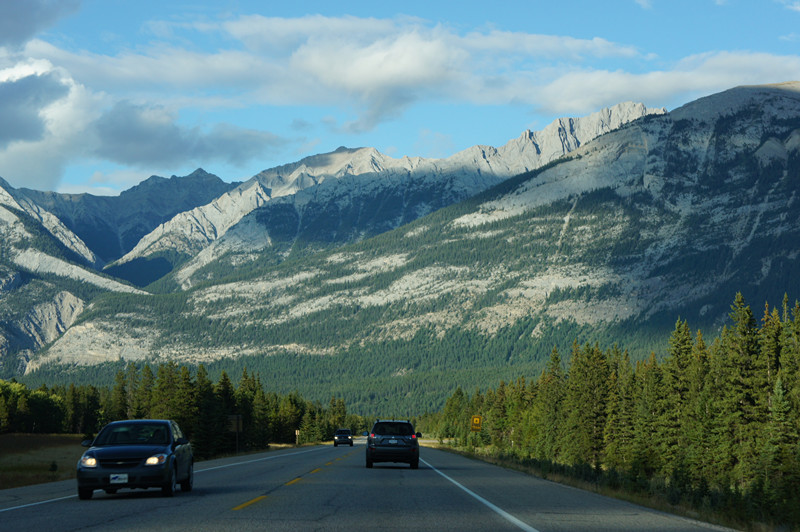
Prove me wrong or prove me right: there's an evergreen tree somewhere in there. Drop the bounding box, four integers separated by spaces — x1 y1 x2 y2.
561 342 609 469
137 365 155 418
193 365 224 459
173 365 197 436
529 346 565 462
604 346 635 473
78 386 101 437
214 371 238 451
658 319 693 477
630 354 663 480
711 293 762 489
235 369 258 448
327 397 347 435
779 299 800 427
109 370 128 421
759 377 800 520
0 393 9 432
250 385 272 449
684 330 712 489
276 392 306 443
759 303 782 391
124 362 142 418
487 381 508 448
439 386 467 441
150 362 180 420
64 383 80 433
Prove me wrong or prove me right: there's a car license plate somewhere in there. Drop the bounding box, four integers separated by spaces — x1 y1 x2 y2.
389 439 397 444
110 474 128 484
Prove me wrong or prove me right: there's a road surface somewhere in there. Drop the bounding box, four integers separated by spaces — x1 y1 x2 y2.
0 442 733 531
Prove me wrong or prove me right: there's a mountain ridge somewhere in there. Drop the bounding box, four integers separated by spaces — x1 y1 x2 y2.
3 83 800 415
117 100 664 288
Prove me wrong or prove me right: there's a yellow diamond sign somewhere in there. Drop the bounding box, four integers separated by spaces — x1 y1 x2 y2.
471 415 482 432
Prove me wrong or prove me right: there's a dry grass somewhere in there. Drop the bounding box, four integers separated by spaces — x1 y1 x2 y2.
0 433 85 489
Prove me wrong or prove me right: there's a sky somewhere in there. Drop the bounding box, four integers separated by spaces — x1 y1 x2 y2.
1 0 799 196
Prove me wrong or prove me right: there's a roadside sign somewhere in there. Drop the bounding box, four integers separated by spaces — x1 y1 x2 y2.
471 415 482 432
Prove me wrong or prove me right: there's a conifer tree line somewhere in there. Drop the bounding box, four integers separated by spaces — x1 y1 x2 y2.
0 363 366 459
434 293 800 525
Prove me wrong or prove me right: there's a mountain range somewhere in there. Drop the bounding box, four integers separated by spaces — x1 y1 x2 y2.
2 83 799 413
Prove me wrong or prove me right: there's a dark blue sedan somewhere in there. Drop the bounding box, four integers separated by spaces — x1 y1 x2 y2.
76 419 193 499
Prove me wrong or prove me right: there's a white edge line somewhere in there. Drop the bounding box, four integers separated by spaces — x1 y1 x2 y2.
420 458 540 532
0 495 76 513
0 446 327 514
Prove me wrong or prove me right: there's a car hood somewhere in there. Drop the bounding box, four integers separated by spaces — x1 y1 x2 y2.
88 445 170 459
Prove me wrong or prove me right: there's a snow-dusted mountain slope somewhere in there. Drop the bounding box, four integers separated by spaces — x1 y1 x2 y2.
118 101 663 286
19 169 238 263
1 177 99 267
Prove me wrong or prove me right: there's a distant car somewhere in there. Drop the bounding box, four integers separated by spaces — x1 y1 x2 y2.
333 428 353 447
365 420 420 469
76 419 193 500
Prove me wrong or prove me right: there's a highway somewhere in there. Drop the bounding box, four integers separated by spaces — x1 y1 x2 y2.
0 442 732 531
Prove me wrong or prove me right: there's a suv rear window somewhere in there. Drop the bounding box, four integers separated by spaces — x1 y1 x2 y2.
372 422 413 436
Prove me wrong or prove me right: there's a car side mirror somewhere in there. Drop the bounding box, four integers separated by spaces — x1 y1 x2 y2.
81 439 93 447
416 432 422 438
175 437 189 446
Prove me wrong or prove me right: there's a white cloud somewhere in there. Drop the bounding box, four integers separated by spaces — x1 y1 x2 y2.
532 51 800 115
777 0 800 12
18 15 646 139
0 57 287 190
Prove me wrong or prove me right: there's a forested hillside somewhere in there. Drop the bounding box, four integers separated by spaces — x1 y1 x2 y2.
432 292 800 527
0 364 367 459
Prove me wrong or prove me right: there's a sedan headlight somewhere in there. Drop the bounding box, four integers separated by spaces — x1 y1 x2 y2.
145 454 168 466
80 455 97 468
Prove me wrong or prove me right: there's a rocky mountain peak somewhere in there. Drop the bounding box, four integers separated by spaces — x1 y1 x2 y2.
108 100 663 286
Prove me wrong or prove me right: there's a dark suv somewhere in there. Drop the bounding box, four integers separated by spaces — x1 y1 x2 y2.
333 428 353 446
365 420 420 469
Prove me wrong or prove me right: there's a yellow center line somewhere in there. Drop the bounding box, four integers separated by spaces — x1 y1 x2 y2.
235 458 342 507
232 495 267 511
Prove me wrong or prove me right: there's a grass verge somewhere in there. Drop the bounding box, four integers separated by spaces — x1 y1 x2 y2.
0 433 86 489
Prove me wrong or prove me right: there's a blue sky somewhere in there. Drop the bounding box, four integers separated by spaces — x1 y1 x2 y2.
1 0 799 195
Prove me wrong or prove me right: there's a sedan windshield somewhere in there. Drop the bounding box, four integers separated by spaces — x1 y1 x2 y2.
94 423 170 445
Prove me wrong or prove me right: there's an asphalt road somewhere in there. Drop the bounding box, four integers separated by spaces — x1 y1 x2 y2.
0 442 733 531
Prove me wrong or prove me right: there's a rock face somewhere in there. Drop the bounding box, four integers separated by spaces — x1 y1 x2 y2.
0 291 86 375
18 291 84 350
18 169 238 263
1 177 99 267
114 179 272 265
125 101 664 287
